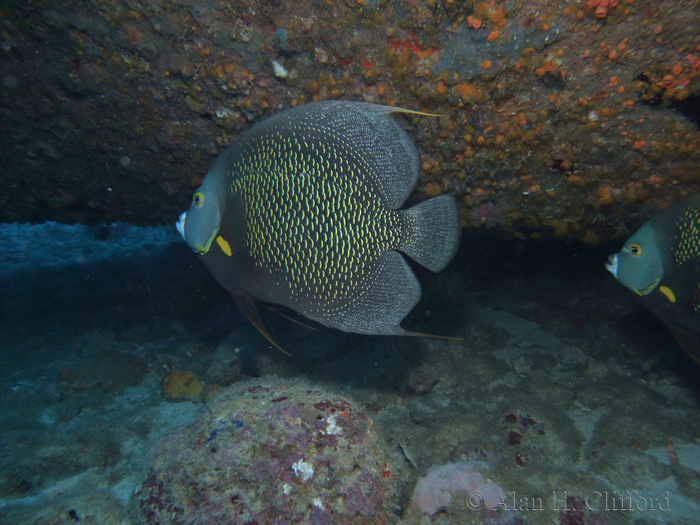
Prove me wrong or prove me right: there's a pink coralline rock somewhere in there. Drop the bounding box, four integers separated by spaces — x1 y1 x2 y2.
412 461 506 515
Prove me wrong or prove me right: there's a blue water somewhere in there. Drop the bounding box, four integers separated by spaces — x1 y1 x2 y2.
1 223 699 524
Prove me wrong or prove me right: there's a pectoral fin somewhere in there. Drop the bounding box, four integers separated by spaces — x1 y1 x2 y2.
264 305 319 331
233 293 291 356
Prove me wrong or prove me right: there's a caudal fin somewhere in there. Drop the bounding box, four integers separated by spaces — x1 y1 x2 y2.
400 194 461 272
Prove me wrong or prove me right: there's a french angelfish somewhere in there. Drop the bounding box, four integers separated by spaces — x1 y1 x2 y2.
606 193 700 364
176 101 461 352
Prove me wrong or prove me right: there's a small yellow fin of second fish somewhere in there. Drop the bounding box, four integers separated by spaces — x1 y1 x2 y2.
659 285 676 303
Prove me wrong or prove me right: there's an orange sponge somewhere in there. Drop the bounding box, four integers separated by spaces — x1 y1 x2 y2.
162 370 203 400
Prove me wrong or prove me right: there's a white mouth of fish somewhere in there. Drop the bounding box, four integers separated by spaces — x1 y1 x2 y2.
605 254 619 279
176 211 187 240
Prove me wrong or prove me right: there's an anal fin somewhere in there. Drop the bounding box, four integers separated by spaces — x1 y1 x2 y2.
233 293 291 356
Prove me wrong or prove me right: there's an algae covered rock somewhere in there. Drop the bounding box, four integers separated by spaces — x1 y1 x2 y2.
138 377 407 524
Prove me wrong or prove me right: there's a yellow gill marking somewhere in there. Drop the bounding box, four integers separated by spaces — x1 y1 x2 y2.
216 236 232 256
658 286 676 303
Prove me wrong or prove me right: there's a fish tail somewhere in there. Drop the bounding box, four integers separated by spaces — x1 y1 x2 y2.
399 194 461 272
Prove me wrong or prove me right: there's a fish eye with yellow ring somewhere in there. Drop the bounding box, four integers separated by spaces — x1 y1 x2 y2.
628 244 642 257
193 191 204 207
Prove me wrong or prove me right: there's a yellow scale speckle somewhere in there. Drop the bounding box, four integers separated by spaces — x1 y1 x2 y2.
672 208 700 267
670 207 700 313
227 130 401 315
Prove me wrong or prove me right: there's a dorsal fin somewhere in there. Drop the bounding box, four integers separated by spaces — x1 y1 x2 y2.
250 101 439 209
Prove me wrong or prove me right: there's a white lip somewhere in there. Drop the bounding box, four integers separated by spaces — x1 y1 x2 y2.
175 211 187 240
605 254 619 279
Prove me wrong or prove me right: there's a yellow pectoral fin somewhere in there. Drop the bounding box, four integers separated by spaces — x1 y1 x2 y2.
216 236 232 256
659 285 676 303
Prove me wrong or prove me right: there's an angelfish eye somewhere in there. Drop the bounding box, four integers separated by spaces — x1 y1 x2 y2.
193 191 204 208
629 244 642 257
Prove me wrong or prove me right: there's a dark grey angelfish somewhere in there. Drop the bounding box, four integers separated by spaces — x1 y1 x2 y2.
606 193 700 364
176 101 461 352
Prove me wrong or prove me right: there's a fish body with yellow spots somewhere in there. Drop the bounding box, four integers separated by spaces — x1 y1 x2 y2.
176 101 461 350
606 193 700 363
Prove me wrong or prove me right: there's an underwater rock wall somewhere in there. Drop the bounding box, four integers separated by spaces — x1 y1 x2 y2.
1 0 699 241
